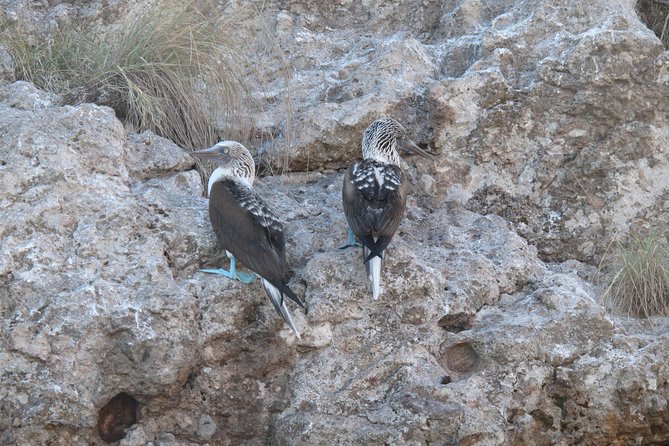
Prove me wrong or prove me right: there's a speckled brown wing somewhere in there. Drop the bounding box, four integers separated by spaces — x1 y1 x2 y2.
208 179 302 307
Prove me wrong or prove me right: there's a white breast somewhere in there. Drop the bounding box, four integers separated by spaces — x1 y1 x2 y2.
207 167 226 195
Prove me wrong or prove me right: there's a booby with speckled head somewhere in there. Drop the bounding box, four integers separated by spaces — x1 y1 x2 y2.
191 141 304 338
341 118 433 300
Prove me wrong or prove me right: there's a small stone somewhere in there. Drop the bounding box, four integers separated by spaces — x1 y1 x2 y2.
420 174 436 195
196 414 217 440
155 432 176 445
118 426 151 446
0 44 14 82
578 241 595 257
276 10 293 34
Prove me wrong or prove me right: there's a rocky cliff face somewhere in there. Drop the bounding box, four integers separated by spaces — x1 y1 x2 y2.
2 0 669 444
2 82 669 445
3 0 668 262
4 0 669 263
241 0 669 264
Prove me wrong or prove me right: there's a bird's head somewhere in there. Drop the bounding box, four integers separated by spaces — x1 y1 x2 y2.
191 140 249 164
362 117 433 165
191 140 255 182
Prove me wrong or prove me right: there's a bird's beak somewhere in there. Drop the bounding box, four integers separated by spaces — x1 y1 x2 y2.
397 138 435 161
190 146 219 159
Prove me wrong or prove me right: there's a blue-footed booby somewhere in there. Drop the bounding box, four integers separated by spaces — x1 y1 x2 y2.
342 118 433 299
191 141 304 338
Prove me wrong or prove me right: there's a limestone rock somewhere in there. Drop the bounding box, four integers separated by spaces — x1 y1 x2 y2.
0 44 13 83
2 0 669 443
0 0 129 37
0 81 204 443
2 80 668 445
224 0 669 262
5 0 667 260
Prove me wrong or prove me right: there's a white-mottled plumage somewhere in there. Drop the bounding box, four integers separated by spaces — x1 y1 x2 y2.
342 117 432 300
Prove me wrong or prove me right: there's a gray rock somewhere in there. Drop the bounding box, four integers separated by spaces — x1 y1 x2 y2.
5 0 667 260
155 432 176 445
125 132 195 181
1 79 669 445
119 426 152 446
0 44 13 82
0 0 129 37
1 0 669 444
0 81 202 443
220 0 669 262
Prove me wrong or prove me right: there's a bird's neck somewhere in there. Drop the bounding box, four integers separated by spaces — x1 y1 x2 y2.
363 148 400 166
207 164 254 195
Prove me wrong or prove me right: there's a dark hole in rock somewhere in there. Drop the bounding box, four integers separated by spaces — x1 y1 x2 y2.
552 394 567 410
445 342 479 373
438 312 473 333
97 392 139 443
651 423 666 435
531 409 554 428
441 375 452 385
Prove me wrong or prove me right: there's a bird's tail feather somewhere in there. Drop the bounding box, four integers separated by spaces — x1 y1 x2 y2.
363 236 392 263
261 278 301 339
364 247 384 300
279 282 305 310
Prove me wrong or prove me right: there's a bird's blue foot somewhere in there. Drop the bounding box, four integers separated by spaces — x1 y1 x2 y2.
234 271 257 284
339 228 363 250
200 256 257 284
200 268 257 284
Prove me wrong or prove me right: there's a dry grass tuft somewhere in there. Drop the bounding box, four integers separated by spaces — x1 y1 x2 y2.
637 0 669 48
600 232 669 318
3 1 255 151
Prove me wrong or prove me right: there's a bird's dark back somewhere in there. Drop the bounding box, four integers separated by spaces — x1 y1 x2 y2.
208 179 287 283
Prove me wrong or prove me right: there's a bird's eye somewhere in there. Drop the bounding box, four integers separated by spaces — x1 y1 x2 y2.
224 149 229 153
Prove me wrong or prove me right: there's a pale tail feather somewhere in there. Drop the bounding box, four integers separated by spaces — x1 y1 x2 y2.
369 256 382 300
261 278 301 339
364 247 383 300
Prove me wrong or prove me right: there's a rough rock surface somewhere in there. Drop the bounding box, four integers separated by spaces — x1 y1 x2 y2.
0 0 129 36
2 81 669 445
237 0 669 264
4 0 669 262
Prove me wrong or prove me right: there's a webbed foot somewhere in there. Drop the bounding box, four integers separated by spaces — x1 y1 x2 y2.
200 256 257 284
338 228 363 250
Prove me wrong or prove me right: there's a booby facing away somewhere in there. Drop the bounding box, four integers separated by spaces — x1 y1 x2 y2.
342 118 433 300
191 141 304 338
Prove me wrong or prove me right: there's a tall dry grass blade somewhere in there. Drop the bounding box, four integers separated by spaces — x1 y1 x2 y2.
600 231 669 318
2 1 253 151
637 0 669 48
